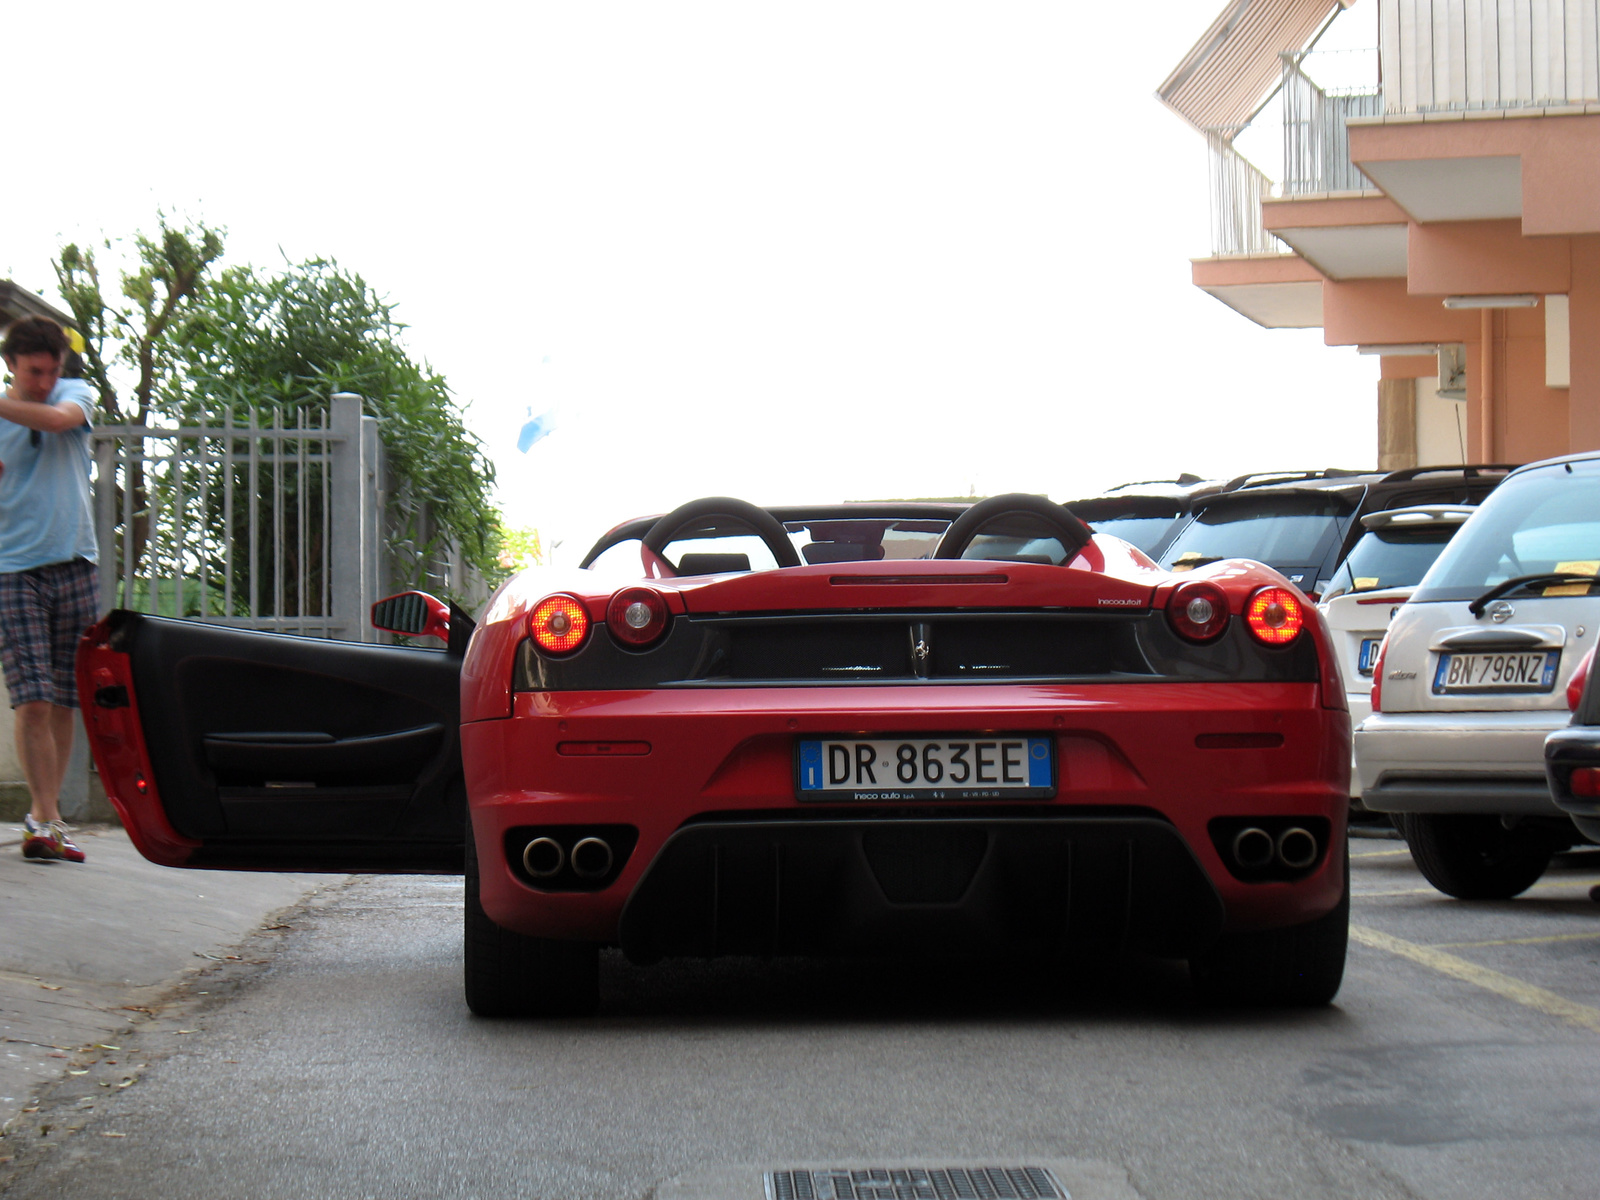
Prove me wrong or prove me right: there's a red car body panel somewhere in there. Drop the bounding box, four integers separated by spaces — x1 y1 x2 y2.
466 679 1349 941
77 633 203 867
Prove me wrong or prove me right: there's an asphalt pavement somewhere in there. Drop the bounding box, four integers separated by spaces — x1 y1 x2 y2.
0 835 1595 1200
0 824 330 1147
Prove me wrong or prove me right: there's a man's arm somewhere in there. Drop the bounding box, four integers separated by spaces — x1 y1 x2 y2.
0 394 89 433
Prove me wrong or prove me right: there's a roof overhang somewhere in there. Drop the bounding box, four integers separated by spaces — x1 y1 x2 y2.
1191 254 1325 328
0 281 75 329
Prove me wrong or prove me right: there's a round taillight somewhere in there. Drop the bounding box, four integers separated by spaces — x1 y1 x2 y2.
528 594 591 655
1166 580 1230 642
1245 585 1305 645
606 587 670 647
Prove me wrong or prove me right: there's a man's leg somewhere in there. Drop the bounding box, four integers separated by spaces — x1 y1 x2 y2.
14 700 64 824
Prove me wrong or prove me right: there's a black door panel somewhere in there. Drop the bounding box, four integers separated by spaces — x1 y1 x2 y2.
108 611 464 871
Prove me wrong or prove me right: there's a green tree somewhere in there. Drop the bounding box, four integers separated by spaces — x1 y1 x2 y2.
170 257 502 589
52 220 503 617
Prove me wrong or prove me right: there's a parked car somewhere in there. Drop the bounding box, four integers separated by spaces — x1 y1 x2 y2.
1356 455 1599 898
1159 466 1512 599
1542 647 1600 846
1318 504 1478 798
78 492 1353 1014
1064 475 1230 560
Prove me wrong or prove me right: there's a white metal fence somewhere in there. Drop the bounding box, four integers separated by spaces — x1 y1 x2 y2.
91 393 479 642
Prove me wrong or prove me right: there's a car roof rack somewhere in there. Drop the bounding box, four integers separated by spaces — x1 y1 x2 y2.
1222 468 1374 492
1378 463 1520 483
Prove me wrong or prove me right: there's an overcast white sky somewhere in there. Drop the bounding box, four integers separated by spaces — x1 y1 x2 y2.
4 1 1378 563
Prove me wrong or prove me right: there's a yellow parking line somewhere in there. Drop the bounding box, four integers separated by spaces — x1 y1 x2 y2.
1357 877 1600 899
1350 849 1412 859
1349 924 1600 1034
1434 932 1600 949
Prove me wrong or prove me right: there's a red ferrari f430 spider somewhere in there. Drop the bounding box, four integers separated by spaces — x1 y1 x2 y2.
78 494 1351 1014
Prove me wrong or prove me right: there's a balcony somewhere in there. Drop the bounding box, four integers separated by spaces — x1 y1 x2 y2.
1381 0 1600 114
1205 46 1381 256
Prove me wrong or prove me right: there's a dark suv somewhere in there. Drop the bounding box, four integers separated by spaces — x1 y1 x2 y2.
1065 475 1232 559
1156 466 1515 598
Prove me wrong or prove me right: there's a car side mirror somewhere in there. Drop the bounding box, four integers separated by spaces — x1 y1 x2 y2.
371 591 450 643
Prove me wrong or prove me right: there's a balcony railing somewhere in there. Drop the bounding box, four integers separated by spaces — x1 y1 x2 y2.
1205 129 1283 256
1282 52 1383 194
1381 0 1600 112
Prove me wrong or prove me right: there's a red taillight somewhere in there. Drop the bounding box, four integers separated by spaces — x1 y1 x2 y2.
606 587 670 648
528 594 591 655
1245 586 1304 645
1571 767 1600 797
1370 634 1389 712
1166 580 1230 642
1568 647 1595 711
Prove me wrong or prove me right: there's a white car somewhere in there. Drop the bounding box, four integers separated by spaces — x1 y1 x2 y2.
1356 455 1599 898
1318 505 1477 797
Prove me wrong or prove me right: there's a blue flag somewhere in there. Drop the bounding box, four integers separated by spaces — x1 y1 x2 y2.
518 409 558 453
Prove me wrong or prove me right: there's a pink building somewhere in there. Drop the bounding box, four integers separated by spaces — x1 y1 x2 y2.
1162 0 1599 467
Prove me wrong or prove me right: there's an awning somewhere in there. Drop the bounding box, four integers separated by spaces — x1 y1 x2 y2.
1158 0 1351 133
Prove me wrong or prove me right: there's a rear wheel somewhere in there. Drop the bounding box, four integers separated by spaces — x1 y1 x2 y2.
1190 856 1348 1007
1396 813 1554 900
464 822 599 1017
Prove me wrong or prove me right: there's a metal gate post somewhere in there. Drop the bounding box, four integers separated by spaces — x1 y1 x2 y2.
92 438 118 613
329 394 372 642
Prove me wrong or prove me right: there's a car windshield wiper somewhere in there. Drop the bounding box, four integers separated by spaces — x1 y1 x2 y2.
1468 572 1600 617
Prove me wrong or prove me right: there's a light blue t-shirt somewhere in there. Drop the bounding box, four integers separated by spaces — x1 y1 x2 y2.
0 379 98 574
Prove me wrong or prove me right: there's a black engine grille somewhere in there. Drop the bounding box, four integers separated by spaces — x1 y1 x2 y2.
514 606 1321 691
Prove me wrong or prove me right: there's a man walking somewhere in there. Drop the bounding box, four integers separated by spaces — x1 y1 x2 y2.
0 317 98 862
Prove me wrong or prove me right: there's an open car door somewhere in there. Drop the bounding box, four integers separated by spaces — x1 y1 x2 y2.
77 610 464 873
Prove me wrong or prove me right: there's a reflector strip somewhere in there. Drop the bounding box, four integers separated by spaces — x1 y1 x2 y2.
557 741 650 757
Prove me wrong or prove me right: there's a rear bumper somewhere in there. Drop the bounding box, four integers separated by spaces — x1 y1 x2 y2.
616 816 1225 962
1355 710 1567 814
464 682 1350 949
1544 726 1600 842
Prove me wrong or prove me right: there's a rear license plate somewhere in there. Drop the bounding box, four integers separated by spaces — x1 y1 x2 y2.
795 735 1055 801
1358 638 1381 676
1433 650 1560 694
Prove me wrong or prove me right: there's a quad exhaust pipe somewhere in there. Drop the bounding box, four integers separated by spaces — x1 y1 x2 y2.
1230 825 1319 871
570 836 614 879
523 835 615 880
522 836 565 878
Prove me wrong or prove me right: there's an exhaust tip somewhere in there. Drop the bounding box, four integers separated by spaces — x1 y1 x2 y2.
1276 827 1319 870
570 836 614 880
1231 826 1276 870
522 836 565 878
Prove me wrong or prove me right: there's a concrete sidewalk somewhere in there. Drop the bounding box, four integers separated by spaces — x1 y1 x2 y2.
0 825 329 1132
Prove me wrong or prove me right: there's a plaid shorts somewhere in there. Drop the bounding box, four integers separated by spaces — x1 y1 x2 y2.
0 559 100 709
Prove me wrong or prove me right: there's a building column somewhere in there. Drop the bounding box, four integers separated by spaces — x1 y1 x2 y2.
1570 235 1600 452
1378 377 1418 471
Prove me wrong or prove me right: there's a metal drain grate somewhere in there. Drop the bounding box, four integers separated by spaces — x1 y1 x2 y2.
765 1166 1066 1200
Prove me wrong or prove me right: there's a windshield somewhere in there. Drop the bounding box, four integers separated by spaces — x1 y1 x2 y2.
1412 460 1600 602
1160 498 1351 574
584 518 951 576
1321 524 1460 601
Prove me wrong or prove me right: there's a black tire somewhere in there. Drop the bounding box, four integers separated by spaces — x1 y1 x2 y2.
1190 854 1349 1007
464 823 599 1017
1395 812 1553 900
